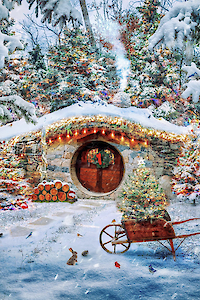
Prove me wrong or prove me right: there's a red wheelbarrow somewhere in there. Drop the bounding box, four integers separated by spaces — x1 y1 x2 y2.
99 218 200 260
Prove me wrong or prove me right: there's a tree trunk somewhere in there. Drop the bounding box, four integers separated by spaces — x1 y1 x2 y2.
79 0 96 48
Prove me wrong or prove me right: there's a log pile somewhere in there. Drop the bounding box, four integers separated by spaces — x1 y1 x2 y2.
31 180 77 203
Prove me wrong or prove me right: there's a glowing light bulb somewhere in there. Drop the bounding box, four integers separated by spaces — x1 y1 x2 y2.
49 139 52 143
74 131 78 136
58 136 62 141
102 130 105 135
121 136 124 141
67 134 70 138
111 132 115 138
83 129 87 134
94 129 97 133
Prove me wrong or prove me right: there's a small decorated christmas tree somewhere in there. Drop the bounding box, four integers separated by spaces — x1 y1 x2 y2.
118 158 169 221
172 123 200 204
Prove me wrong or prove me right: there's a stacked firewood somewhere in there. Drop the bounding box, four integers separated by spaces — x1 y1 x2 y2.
31 180 77 203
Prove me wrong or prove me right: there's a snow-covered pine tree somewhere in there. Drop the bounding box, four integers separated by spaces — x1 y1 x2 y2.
172 124 200 204
0 1 37 124
125 1 179 111
137 0 161 29
28 44 46 70
22 28 117 113
148 0 200 92
117 158 169 221
0 141 31 210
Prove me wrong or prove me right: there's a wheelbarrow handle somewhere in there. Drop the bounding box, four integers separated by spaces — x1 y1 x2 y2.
164 217 200 227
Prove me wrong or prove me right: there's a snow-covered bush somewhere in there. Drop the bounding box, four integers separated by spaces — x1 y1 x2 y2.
148 101 177 120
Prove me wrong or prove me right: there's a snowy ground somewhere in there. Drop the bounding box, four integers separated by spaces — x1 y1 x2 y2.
0 199 200 300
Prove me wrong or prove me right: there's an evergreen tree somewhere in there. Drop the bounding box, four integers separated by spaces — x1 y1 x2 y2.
137 0 161 28
119 0 179 109
117 158 168 221
28 44 46 70
0 56 37 125
22 28 117 113
0 141 31 210
172 124 200 204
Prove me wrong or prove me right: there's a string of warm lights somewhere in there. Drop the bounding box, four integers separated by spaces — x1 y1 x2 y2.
45 115 189 146
2 115 189 152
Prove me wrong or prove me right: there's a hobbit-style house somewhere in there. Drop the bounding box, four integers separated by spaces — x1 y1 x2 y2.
0 102 189 201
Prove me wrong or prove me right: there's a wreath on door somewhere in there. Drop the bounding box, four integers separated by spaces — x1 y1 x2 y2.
87 149 114 169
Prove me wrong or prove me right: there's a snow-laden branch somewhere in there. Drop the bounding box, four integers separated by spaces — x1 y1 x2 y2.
0 0 24 69
27 0 82 28
182 80 200 103
148 0 200 51
182 62 200 103
0 3 9 19
0 95 37 124
182 62 200 78
0 31 23 69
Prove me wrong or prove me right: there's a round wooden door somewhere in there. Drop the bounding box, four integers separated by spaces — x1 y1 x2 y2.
75 141 124 193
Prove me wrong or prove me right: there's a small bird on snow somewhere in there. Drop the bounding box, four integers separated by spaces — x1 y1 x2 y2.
26 232 32 239
149 265 156 274
81 250 89 256
115 261 120 268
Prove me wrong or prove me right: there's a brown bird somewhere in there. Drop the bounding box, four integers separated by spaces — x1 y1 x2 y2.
81 250 89 256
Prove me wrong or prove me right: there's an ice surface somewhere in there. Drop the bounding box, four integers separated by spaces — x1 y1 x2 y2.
10 226 34 237
29 217 54 225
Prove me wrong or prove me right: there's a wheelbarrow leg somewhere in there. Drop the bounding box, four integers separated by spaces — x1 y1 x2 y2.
169 239 176 261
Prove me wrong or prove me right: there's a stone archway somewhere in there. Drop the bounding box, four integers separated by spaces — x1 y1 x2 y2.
71 140 124 195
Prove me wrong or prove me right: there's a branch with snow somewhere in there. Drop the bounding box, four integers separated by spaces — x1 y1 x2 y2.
0 30 23 69
0 95 37 124
0 0 24 69
182 62 200 103
27 0 82 28
148 0 200 51
182 62 200 78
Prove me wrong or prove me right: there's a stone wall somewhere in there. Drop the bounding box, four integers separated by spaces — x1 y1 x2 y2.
18 136 181 200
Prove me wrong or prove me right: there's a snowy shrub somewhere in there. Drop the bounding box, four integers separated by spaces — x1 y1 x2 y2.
149 101 177 120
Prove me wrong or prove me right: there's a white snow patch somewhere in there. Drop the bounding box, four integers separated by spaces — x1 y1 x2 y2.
0 102 190 141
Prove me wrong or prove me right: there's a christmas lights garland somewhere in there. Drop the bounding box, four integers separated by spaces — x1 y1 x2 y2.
3 115 189 152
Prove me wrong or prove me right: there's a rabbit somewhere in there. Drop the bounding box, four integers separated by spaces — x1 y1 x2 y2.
66 248 77 265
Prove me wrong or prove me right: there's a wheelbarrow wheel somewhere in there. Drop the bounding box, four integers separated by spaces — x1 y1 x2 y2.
99 224 131 254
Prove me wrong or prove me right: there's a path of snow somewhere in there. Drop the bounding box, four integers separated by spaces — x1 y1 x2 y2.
0 102 190 141
0 199 200 300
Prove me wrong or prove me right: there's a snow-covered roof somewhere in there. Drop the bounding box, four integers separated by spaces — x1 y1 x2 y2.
0 102 190 141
